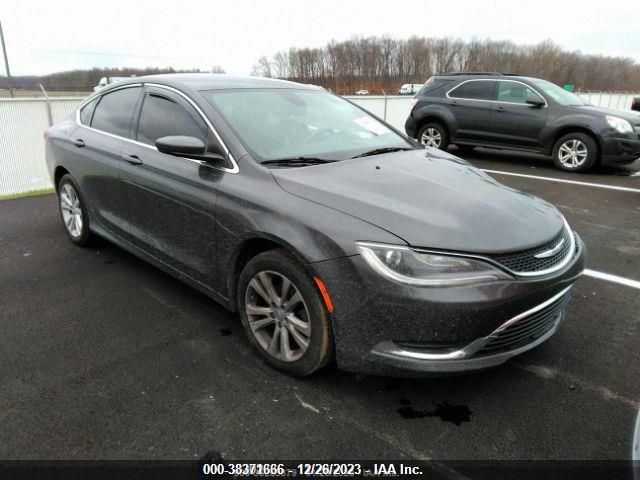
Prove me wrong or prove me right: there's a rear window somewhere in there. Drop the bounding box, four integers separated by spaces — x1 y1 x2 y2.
91 87 141 138
448 80 496 101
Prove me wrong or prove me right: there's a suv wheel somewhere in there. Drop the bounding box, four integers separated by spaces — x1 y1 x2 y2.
418 123 449 150
552 133 598 172
237 249 334 376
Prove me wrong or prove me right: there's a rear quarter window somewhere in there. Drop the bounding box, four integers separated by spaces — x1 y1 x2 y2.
417 78 455 96
79 97 98 125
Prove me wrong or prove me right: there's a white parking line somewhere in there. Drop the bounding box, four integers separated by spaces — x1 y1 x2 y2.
583 269 640 290
482 169 640 193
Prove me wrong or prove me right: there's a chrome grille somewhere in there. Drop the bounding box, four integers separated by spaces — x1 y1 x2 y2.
477 291 570 355
487 227 573 274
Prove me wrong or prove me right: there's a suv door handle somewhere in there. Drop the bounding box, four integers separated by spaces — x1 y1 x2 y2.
495 106 505 113
72 138 85 148
451 101 458 107
121 154 143 166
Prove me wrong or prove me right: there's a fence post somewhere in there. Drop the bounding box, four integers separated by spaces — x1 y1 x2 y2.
382 90 388 122
39 84 53 127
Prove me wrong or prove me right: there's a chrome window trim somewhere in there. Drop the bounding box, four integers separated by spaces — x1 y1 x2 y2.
414 218 576 278
445 78 548 108
75 82 239 174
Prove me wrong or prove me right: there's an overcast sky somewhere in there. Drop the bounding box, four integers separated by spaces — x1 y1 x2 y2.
3 0 639 76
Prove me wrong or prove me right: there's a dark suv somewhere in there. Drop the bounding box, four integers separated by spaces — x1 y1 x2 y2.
405 73 640 172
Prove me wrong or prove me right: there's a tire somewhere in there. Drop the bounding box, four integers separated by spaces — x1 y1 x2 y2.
417 122 449 150
552 132 598 172
237 249 334 376
57 174 93 246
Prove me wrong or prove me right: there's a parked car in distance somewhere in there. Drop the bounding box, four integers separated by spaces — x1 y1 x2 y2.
355 89 369 95
398 83 423 95
406 73 640 172
93 76 129 92
45 74 585 377
632 97 640 112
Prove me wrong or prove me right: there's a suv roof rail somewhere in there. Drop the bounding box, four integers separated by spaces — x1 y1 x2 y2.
439 72 504 76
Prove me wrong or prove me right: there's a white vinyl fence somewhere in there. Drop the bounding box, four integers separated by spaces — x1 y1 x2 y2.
1 92 638 197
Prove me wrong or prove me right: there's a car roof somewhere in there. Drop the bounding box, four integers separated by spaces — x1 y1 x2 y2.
434 73 541 83
112 73 319 91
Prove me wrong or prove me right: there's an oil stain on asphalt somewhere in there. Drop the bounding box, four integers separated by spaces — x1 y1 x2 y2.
220 328 233 336
398 398 472 426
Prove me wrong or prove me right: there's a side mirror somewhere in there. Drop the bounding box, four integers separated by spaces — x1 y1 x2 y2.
156 136 206 156
526 96 545 107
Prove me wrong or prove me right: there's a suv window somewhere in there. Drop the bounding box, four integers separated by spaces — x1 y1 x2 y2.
497 81 544 104
136 93 208 147
448 80 496 101
91 87 141 138
418 77 455 96
79 97 98 125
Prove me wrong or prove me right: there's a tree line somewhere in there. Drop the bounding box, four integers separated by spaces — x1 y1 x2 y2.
1 66 225 92
251 37 640 94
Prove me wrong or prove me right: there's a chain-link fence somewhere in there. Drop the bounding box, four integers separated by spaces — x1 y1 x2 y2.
1 91 638 197
0 96 83 196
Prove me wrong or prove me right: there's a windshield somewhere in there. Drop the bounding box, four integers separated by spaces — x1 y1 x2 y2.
531 80 588 106
201 88 412 162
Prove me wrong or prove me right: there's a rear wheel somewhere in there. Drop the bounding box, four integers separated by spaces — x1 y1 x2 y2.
417 122 449 150
237 249 334 376
552 133 598 172
57 174 93 246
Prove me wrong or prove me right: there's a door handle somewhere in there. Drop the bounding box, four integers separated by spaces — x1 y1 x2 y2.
121 154 143 166
72 138 85 148
451 101 458 107
495 106 505 113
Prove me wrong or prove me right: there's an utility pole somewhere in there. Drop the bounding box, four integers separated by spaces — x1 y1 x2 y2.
0 20 14 98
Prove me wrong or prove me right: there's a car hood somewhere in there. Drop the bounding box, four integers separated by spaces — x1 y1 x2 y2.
271 149 564 254
573 104 640 123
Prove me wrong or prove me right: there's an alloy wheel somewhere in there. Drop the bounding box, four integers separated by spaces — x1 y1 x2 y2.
60 184 83 238
420 128 442 148
558 139 588 168
244 271 311 362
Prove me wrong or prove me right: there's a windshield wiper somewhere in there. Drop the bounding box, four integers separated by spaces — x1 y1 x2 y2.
351 147 414 159
262 156 337 167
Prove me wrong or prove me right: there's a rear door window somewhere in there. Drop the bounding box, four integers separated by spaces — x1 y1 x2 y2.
448 81 496 101
91 87 141 138
497 81 544 104
136 92 208 147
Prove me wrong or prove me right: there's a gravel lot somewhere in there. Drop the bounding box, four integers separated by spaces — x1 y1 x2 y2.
0 150 638 466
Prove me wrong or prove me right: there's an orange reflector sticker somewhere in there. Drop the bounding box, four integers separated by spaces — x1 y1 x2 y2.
313 277 335 314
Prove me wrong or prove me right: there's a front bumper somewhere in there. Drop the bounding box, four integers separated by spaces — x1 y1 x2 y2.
600 133 640 165
312 234 586 377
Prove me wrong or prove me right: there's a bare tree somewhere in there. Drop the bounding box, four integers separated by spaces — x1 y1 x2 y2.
252 36 640 94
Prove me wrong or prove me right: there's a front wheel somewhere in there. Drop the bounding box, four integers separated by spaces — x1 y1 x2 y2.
417 122 449 150
237 250 334 376
552 133 598 172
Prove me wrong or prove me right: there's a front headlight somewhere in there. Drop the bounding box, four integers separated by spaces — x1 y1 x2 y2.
356 242 512 287
606 115 633 134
